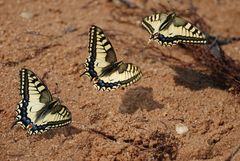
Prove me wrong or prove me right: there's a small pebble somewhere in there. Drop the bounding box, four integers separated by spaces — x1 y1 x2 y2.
175 123 189 135
20 11 33 19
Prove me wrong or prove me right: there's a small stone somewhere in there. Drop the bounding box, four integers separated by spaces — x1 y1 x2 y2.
175 123 189 135
20 11 33 19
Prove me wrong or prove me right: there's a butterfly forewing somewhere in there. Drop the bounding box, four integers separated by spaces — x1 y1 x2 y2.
15 68 72 135
83 25 142 91
16 69 50 128
85 25 117 80
142 13 169 35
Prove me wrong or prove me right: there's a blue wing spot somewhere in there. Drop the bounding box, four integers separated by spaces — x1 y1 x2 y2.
38 125 44 130
31 125 37 131
22 101 27 105
88 61 94 66
98 80 105 87
20 110 27 116
22 117 31 126
86 60 98 78
96 80 118 89
159 34 166 41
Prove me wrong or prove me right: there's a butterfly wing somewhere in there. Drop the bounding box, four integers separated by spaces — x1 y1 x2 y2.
15 68 71 135
30 102 72 135
142 13 168 35
142 13 207 46
95 62 142 91
83 25 142 91
83 25 117 80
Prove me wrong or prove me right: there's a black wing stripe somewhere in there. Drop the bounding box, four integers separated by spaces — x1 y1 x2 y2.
22 69 29 101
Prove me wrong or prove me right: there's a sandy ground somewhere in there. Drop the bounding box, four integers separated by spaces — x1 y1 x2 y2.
0 0 240 160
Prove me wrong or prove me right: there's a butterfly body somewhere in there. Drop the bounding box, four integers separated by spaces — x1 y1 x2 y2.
82 25 142 91
13 68 72 135
99 61 123 77
142 12 207 46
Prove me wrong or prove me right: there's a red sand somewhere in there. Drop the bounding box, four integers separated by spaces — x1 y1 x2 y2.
0 0 240 160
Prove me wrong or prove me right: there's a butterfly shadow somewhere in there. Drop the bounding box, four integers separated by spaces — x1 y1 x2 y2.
119 86 163 114
41 125 82 139
171 65 228 91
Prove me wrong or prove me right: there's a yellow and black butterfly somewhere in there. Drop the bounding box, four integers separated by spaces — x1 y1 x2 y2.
142 12 208 46
12 68 72 135
81 25 142 91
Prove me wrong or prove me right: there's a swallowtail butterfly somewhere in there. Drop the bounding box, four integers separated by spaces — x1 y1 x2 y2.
81 25 142 91
12 68 72 135
142 12 207 46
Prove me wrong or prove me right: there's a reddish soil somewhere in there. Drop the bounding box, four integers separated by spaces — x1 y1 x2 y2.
0 0 240 160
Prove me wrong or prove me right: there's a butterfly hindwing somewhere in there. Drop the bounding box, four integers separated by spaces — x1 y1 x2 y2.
142 12 207 46
83 25 142 91
95 62 142 90
14 68 72 135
